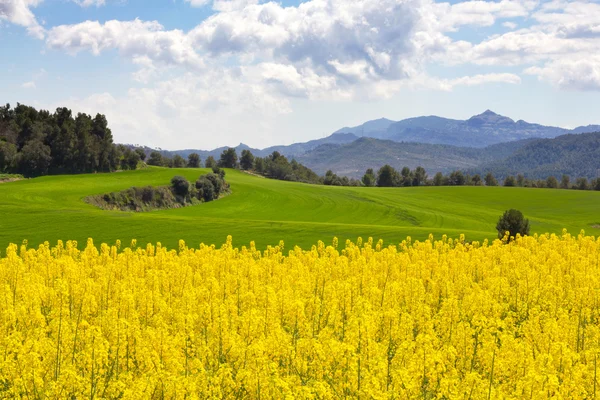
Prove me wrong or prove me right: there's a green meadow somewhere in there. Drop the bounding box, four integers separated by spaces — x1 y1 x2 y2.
0 167 598 250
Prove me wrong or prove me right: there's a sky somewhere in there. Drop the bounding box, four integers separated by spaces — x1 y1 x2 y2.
1 0 600 150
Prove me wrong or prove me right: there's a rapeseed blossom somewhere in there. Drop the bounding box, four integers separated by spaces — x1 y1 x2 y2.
0 231 599 399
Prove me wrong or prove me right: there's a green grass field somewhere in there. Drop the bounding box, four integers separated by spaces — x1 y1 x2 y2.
0 167 598 250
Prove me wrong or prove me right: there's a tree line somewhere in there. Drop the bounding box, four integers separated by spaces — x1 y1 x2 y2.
191 147 600 191
0 103 138 177
361 164 600 191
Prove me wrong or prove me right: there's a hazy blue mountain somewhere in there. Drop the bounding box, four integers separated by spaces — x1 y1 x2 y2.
571 124 600 133
295 137 536 178
160 132 359 160
333 118 395 138
471 132 600 180
335 110 599 148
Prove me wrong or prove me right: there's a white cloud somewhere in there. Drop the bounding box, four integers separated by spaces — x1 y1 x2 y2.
46 19 204 70
502 21 517 29
525 56 600 91
56 71 292 149
21 81 36 89
0 0 44 38
72 0 106 6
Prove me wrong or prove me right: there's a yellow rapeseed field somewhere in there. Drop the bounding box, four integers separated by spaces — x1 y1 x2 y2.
1 232 599 399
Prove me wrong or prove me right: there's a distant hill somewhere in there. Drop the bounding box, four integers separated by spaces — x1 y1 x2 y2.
295 137 535 178
137 110 600 180
335 110 600 147
157 132 359 160
471 132 600 180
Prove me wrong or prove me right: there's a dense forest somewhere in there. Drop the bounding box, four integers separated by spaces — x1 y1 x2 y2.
472 132 600 180
0 103 139 177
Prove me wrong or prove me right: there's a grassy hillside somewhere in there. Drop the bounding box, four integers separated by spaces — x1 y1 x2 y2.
0 167 598 250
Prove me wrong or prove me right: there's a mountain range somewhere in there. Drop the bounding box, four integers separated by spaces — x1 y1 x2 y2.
155 110 600 179
334 110 600 147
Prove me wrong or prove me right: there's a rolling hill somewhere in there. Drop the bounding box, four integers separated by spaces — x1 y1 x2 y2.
0 168 598 250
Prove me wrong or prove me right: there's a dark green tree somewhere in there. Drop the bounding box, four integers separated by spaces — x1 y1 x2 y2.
377 165 398 187
504 176 516 187
240 150 255 170
205 156 217 169
135 148 146 161
575 177 589 190
400 167 412 187
187 153 201 168
412 166 427 186
173 155 186 168
148 151 163 166
516 174 525 187
0 141 17 172
471 174 482 186
362 168 376 187
433 172 444 186
546 176 559 189
171 176 190 197
560 175 570 189
485 172 498 186
218 148 238 168
17 140 52 177
448 170 466 186
496 209 530 240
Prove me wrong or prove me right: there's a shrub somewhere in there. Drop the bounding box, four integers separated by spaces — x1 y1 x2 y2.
171 176 190 197
496 209 530 240
196 176 216 202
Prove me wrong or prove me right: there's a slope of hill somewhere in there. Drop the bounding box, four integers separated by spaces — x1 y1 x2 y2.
296 137 535 177
0 168 598 250
473 132 600 179
335 110 600 147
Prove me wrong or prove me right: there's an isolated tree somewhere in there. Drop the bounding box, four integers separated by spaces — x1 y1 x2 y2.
575 177 589 190
433 172 444 186
471 174 482 186
546 176 559 189
218 148 238 168
412 166 427 186
172 155 186 168
504 176 516 187
362 168 376 187
485 172 498 186
496 209 530 240
560 175 570 189
171 176 190 197
377 165 398 187
205 156 217 169
240 150 255 170
148 151 163 166
187 153 201 168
